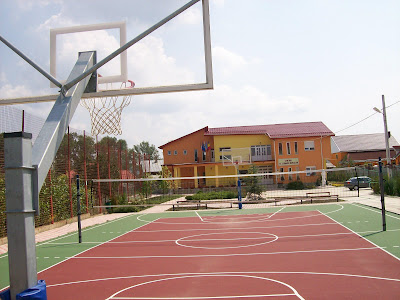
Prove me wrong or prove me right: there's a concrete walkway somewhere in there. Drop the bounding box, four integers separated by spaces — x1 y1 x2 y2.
343 188 400 214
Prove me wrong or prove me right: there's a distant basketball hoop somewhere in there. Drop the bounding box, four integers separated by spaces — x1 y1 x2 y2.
81 79 135 136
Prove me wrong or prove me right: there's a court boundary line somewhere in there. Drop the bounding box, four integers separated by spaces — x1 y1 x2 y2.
0 213 139 260
130 221 338 233
46 270 400 288
350 202 400 220
137 208 342 225
72 246 380 259
37 229 400 247
319 210 400 261
37 218 159 275
195 211 204 222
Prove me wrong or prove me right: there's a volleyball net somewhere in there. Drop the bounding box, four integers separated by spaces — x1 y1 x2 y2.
87 166 379 212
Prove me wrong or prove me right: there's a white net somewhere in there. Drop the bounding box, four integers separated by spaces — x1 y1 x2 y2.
81 80 134 136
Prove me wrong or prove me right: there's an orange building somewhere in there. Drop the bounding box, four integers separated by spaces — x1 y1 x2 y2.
159 122 334 188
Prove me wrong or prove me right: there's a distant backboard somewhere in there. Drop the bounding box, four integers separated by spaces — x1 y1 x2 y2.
0 0 213 105
221 147 252 166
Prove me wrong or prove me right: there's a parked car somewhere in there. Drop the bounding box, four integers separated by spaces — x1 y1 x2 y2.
344 176 371 190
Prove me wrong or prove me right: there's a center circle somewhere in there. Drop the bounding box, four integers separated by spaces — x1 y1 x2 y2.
176 231 278 249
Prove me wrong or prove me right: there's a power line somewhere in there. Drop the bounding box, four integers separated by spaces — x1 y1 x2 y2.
334 100 400 135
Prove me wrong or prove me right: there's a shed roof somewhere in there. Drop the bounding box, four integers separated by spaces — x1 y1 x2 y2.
331 133 400 153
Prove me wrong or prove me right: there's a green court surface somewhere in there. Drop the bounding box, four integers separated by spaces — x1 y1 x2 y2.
0 202 399 290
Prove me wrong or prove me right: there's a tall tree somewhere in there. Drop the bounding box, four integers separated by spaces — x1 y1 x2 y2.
133 141 160 161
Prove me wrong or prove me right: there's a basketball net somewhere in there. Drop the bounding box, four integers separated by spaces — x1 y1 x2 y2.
81 80 134 136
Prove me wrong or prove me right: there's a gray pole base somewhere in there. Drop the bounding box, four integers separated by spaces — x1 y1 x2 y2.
4 132 38 299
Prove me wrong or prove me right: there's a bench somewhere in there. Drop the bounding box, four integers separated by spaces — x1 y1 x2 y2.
305 192 339 203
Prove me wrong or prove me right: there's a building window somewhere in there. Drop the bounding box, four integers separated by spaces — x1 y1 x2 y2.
183 150 187 155
286 142 291 155
306 166 316 176
202 151 206 161
294 142 298 154
304 141 315 151
288 167 293 180
194 149 198 162
211 150 215 161
278 143 283 155
167 151 171 156
280 167 284 181
174 150 177 155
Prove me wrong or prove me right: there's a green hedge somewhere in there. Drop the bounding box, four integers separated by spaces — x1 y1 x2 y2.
186 190 238 201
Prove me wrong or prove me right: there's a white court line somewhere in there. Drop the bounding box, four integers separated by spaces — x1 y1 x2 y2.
37 218 159 275
106 274 303 300
46 270 400 289
0 213 138 260
350 202 400 221
131 222 338 233
46 230 373 245
112 294 296 299
195 211 204 222
320 210 400 262
71 246 380 259
265 206 285 219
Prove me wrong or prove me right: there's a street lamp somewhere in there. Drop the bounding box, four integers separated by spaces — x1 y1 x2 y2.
373 95 391 178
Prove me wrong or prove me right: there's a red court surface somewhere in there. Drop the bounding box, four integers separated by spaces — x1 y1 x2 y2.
40 211 400 299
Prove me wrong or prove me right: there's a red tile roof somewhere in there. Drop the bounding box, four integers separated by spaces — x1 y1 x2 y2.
159 127 208 149
205 122 334 138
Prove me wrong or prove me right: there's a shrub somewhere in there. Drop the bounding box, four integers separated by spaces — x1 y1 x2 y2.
286 181 305 190
185 190 238 201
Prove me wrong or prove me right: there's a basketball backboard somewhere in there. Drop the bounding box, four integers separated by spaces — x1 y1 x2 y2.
0 0 213 105
221 147 252 166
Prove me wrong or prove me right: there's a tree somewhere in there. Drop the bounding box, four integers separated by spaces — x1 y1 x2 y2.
242 165 263 200
339 155 355 167
133 141 160 161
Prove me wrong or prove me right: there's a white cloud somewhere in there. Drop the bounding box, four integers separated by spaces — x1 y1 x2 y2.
212 46 260 78
16 0 62 11
0 84 33 99
37 13 76 32
175 6 203 25
0 72 7 84
211 0 225 7
127 36 195 87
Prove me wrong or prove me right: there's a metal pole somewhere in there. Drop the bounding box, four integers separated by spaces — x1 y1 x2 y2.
76 175 82 243
381 95 391 178
378 157 387 231
4 132 38 299
238 179 242 209
0 35 63 89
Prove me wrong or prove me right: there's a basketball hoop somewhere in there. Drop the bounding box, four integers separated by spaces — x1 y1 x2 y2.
81 79 135 136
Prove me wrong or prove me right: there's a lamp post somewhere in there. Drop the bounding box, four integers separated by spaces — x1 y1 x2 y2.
373 95 391 178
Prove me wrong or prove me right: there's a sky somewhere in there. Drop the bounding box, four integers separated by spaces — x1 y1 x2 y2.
1 0 400 153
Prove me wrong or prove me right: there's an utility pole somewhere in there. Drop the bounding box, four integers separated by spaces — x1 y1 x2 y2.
373 95 391 178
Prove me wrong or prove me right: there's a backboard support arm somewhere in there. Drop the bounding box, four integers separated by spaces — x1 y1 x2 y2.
32 51 96 213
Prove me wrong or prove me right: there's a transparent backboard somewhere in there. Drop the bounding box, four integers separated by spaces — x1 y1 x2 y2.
221 147 252 166
0 0 213 105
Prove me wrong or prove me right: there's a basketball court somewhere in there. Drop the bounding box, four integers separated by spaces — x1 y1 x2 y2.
1 1 400 299
32 206 400 299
